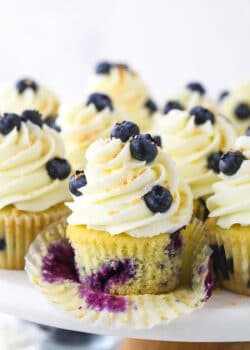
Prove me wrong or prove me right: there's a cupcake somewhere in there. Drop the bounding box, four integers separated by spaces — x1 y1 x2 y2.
58 93 124 170
206 135 250 295
0 111 71 269
0 78 59 121
164 81 217 114
152 106 236 218
66 120 194 296
218 82 250 135
87 61 157 131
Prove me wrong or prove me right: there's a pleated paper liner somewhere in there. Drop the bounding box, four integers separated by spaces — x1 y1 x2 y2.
25 219 214 329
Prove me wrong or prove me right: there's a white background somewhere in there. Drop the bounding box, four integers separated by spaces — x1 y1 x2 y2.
0 0 249 104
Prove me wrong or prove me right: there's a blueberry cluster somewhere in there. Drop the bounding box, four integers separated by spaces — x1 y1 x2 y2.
190 106 215 125
69 170 87 196
16 78 38 94
86 93 113 112
234 102 250 120
207 150 245 176
95 61 129 75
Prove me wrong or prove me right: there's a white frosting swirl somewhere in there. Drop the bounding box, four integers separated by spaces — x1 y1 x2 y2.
207 135 250 228
58 102 123 169
152 110 236 199
0 122 69 212
67 138 193 238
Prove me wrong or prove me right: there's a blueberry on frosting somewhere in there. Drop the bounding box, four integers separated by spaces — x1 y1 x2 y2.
144 98 157 114
86 93 113 112
69 170 87 196
186 82 206 95
0 113 21 135
21 110 43 128
130 134 158 163
163 100 184 114
95 61 112 74
44 116 61 132
207 151 223 174
219 151 245 175
218 90 230 101
111 121 140 142
46 157 71 180
144 185 173 213
16 78 38 94
190 106 215 125
234 103 250 120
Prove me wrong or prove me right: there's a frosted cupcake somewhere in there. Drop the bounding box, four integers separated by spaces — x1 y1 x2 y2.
206 135 250 295
58 93 124 169
66 121 194 295
218 82 250 135
164 81 217 114
0 78 59 121
87 61 157 131
0 111 71 269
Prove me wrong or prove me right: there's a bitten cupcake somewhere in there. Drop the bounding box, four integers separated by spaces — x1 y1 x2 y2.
152 106 236 219
58 93 123 170
87 61 157 131
206 135 250 295
66 121 194 296
164 81 217 115
0 78 59 121
0 111 71 270
218 82 250 135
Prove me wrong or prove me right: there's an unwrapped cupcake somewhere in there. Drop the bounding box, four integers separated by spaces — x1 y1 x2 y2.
0 111 71 269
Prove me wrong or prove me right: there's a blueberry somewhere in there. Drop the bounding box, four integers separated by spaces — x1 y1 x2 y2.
144 185 173 213
190 106 215 125
0 238 6 251
144 98 157 114
234 103 250 120
16 78 38 94
21 110 43 127
152 135 162 147
111 121 140 142
0 113 21 135
44 116 61 132
186 81 206 95
69 170 87 196
130 134 158 163
207 151 223 174
86 93 113 112
46 158 71 180
218 90 230 101
219 151 245 175
163 100 184 114
95 61 112 74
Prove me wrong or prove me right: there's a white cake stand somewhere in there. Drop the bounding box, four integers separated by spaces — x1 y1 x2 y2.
0 270 249 343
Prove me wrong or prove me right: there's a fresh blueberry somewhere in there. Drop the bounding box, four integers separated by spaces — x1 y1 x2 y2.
0 238 6 251
16 78 38 94
111 121 140 142
69 170 87 196
0 113 21 135
46 158 71 180
186 82 206 95
234 103 250 120
190 106 215 125
95 61 112 74
152 135 162 147
144 98 157 114
219 151 245 175
218 90 230 101
86 93 113 112
144 185 173 213
207 151 223 174
163 100 184 114
44 116 61 132
130 134 158 163
21 110 43 127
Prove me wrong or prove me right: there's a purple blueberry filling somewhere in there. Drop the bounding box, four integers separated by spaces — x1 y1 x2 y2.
202 257 215 302
41 239 80 284
85 259 136 293
165 230 183 258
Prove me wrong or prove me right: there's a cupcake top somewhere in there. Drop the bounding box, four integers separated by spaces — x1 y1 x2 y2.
0 111 71 212
152 106 236 199
207 135 250 228
0 78 59 119
218 81 250 135
87 61 157 131
67 121 193 238
164 81 216 114
58 93 123 169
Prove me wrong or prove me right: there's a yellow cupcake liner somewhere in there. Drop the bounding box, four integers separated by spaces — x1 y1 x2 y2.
206 219 250 296
25 218 214 329
0 204 69 270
